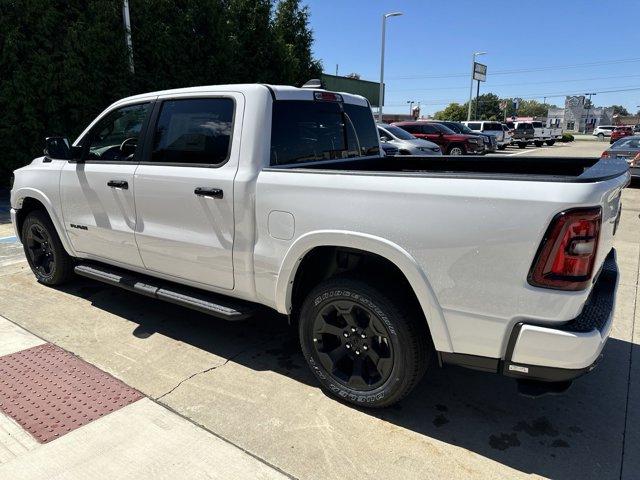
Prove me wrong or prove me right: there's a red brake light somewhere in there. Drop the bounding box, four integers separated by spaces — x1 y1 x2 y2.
314 91 343 102
528 207 602 291
601 150 609 158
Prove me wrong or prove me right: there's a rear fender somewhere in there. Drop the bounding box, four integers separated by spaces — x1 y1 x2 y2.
275 230 453 352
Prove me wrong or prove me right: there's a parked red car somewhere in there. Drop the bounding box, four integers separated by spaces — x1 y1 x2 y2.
392 121 484 155
610 126 633 144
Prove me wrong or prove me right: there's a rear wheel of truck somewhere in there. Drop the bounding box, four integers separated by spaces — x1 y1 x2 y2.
299 277 430 408
546 140 556 146
447 145 464 155
534 140 544 147
498 145 507 150
21 210 74 286
517 142 527 149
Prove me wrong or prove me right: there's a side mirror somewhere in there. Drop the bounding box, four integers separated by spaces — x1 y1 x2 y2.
380 135 390 142
44 137 71 159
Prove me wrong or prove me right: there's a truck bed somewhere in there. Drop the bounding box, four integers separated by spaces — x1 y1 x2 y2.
266 156 629 183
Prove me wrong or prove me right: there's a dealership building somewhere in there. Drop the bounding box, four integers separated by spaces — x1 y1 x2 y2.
547 96 614 132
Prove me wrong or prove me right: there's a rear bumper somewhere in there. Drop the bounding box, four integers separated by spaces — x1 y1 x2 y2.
503 249 618 383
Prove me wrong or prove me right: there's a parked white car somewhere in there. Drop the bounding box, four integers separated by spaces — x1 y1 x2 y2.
593 125 616 140
10 84 629 407
377 123 441 155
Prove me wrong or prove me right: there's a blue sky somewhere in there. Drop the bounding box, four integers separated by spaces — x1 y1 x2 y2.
304 0 640 116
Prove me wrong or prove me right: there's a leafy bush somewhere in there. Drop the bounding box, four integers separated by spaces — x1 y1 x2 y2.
0 0 321 185
561 133 575 142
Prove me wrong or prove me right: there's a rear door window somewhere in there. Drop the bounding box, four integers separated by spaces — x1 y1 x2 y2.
150 98 234 165
467 122 481 130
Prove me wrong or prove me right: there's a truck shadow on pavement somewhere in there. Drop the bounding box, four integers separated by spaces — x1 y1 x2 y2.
56 278 633 480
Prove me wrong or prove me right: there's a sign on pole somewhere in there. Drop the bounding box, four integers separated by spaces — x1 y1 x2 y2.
473 62 487 82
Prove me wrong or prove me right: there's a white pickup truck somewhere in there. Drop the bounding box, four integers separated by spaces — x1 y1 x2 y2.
531 121 562 146
10 84 629 407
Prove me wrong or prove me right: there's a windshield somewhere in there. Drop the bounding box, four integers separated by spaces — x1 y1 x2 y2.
383 125 415 140
612 137 640 149
270 100 380 165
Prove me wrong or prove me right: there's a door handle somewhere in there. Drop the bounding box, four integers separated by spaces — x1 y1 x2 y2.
194 187 223 199
107 180 128 189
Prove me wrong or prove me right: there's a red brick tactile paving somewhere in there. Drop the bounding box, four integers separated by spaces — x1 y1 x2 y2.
0 343 142 443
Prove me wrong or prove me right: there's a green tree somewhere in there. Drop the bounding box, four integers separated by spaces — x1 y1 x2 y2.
611 105 630 116
273 0 322 86
0 0 322 184
470 93 501 120
432 102 467 121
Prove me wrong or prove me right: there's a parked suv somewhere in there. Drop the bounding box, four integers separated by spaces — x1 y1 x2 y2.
462 121 508 150
429 121 496 153
593 125 616 140
377 123 441 155
393 121 484 155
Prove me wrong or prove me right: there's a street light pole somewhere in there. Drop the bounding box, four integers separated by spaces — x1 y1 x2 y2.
407 100 414 116
467 51 486 121
378 12 403 122
583 92 596 134
122 0 134 74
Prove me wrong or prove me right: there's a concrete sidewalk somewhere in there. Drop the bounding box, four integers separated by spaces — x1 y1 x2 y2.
0 316 290 480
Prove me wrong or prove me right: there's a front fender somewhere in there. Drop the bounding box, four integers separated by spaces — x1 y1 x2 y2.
275 230 453 352
12 187 76 256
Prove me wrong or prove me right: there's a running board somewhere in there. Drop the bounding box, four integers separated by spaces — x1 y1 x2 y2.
74 263 257 321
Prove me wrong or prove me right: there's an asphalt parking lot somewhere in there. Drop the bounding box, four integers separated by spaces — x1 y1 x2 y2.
0 140 638 479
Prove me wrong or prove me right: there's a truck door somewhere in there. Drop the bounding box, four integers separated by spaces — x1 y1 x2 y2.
60 102 152 267
133 94 243 290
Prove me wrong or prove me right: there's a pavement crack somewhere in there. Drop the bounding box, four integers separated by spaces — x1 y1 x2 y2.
155 348 248 401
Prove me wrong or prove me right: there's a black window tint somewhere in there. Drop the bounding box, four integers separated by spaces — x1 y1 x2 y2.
467 122 481 130
401 124 419 134
151 98 234 165
270 100 379 165
343 103 380 157
85 103 150 161
483 122 503 131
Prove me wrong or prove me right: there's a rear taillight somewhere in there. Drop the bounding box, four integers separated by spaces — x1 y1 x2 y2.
601 150 609 158
528 207 602 291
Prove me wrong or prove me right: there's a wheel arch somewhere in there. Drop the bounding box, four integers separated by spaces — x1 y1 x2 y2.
13 189 75 255
275 230 453 352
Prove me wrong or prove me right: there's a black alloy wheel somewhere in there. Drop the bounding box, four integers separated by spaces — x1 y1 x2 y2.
25 223 55 277
21 210 74 285
312 299 393 390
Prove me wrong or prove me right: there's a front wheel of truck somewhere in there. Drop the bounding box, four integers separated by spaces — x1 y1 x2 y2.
299 277 430 408
22 210 74 286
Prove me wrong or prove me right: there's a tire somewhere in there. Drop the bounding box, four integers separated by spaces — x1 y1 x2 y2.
447 145 465 155
517 142 527 149
546 140 556 146
597 133 604 141
299 277 430 408
534 141 544 147
497 145 506 151
21 210 74 285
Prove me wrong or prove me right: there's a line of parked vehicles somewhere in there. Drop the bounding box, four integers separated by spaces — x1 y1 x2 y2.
593 124 640 144
378 119 563 156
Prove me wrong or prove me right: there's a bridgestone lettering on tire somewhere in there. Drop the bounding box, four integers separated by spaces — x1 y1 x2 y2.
299 277 430 408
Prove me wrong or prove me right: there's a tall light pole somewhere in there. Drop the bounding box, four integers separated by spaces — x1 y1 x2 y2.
583 93 596 133
378 12 403 122
407 100 414 116
467 51 486 121
122 0 134 73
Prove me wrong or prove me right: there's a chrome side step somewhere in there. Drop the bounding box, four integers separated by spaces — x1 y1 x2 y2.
74 263 257 321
